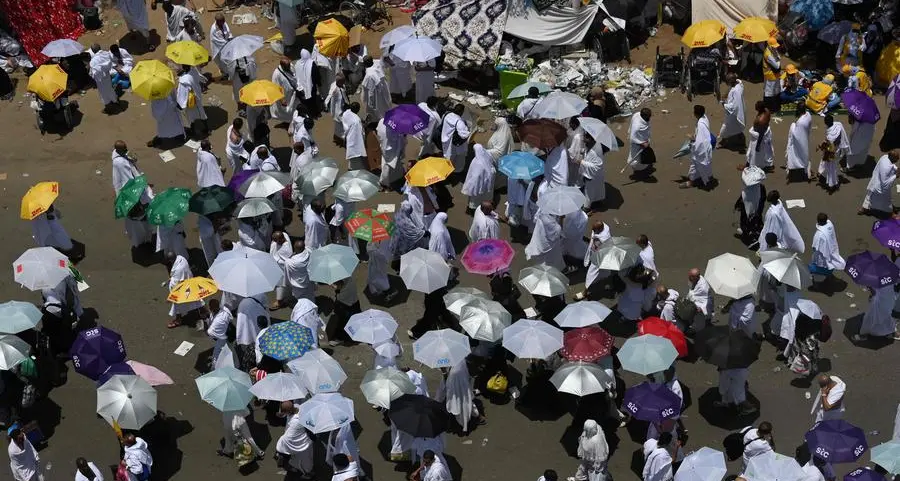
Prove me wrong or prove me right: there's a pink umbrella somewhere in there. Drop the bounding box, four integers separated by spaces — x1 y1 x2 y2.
460 239 516 275
126 360 175 386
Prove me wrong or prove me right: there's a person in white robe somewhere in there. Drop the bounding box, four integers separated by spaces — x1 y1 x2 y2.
683 106 713 188
326 424 361 471
390 199 427 259
580 139 606 210
209 15 233 78
342 43 369 94
441 104 472 173
366 240 392 297
786 106 813 180
166 253 204 328
516 90 543 120
435 361 481 433
860 152 899 216
111 142 144 194
172 16 204 44
563 210 588 262
385 51 412 97
729 294 757 337
810 213 845 284
325 74 349 143
770 284 799 354
42 272 83 321
290 298 324 348
8 427 40 481
237 216 266 251
156 220 189 260
655 286 680 322
74 458 104 481
718 75 746 149
403 182 439 228
148 92 185 147
377 118 407 187
31 205 73 251
162 2 198 42
567 120 587 184
275 402 315 476
717 367 750 411
196 140 225 188
342 103 367 170
758 190 805 253
313 46 335 104
285 239 315 302
109 44 134 90
414 59 435 104
404 367 429 396
468 201 500 241
415 97 442 157
487 116 515 161
270 57 298 124
574 419 610 481
275 1 299 50
176 66 207 133
582 221 612 294
642 433 674 481
290 110 318 153
627 108 652 175
526 212 565 270
811 374 847 421
361 57 392 123
824 114 850 165
846 116 877 170
303 201 330 249
747 121 774 169
225 118 247 172
219 408 264 459
197 215 221 269
235 294 269 369
247 146 279 172
414 450 450 481
545 144 570 188
89 47 118 111
269 231 293 308
461 144 496 210
231 55 257 108
856 285 899 340
686 269 713 330
123 192 153 248
428 213 456 262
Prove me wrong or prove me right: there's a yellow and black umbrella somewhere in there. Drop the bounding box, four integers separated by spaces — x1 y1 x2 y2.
131 60 176 100
165 40 210 66
681 19 727 48
314 18 350 57
27 64 67 101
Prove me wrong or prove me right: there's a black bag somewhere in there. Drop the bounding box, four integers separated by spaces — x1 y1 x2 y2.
451 120 467 145
640 147 657 165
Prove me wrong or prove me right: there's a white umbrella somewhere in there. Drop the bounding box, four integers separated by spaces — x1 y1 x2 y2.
400 248 451 294
578 117 620 152
42 39 84 58
334 170 380 202
239 171 291 198
741 165 766 186
518 263 569 297
458 298 511 342
297 158 340 196
704 253 757 299
97 374 158 429
345 309 398 344
795 299 822 320
502 319 563 359
360 367 416 409
590 236 641 271
536 186 586 216
0 301 43 334
617 334 679 376
443 287 490 317
380 25 416 49
298 392 354 433
208 249 283 297
235 197 276 218
219 35 265 62
248 372 308 401
554 301 612 328
287 349 347 393
392 36 443 62
413 329 471 368
308 243 359 284
532 91 588 120
760 249 811 290
675 447 727 481
508 81 552 99
550 361 614 396
0 335 30 370
13 247 70 291
744 452 806 481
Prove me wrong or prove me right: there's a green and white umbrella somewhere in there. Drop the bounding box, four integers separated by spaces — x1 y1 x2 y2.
308 244 359 285
0 301 42 334
97 374 158 430
458 298 511 342
400 248 450 294
360 367 416 409
195 366 253 411
334 170 380 202
0 335 29 370
617 334 679 376
518 263 569 297
297 158 340 196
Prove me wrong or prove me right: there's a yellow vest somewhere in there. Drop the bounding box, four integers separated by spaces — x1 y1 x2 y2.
805 81 833 112
763 47 781 81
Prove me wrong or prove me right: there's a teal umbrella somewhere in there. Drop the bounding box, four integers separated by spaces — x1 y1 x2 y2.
189 186 235 216
258 322 316 361
872 441 900 475
308 244 359 285
0 301 42 334
194 366 253 411
616 334 679 376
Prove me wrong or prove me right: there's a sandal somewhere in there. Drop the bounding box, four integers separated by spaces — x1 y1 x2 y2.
167 319 182 329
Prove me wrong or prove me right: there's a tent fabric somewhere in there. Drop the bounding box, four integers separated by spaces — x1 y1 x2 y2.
691 0 775 32
0 0 85 65
503 4 600 45
413 0 509 69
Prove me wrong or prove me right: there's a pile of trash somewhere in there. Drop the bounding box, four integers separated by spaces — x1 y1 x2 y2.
527 58 657 114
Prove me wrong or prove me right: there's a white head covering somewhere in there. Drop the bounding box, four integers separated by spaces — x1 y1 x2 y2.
428 212 455 260
296 49 314 100
442 361 474 432
577 419 609 462
525 211 561 258
487 117 515 160
392 200 426 255
461 144 496 197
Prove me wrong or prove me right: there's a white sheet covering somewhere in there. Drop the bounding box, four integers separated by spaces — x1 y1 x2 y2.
503 4 599 45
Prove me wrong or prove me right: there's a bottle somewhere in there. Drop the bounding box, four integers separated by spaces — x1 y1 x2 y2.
481 438 488 447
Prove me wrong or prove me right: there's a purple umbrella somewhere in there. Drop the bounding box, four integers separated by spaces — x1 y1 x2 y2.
845 468 886 481
844 251 900 289
97 361 135 386
384 104 429 135
871 219 900 250
841 90 880 124
805 420 867 463
227 168 259 202
622 381 681 423
887 75 900 110
69 326 127 380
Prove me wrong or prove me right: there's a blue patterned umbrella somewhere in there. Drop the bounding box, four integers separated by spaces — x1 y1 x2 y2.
258 322 316 361
806 420 867 463
499 151 544 180
789 0 833 30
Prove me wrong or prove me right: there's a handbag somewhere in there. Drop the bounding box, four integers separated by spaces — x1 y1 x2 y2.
233 433 255 467
486 372 509 394
187 91 197 109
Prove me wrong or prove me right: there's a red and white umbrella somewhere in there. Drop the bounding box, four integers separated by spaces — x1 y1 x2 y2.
13 247 70 291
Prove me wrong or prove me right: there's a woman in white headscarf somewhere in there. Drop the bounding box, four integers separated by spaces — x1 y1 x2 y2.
290 298 324 347
435 361 481 433
580 137 606 211
367 240 392 297
521 177 541 234
487 117 515 161
428 213 456 261
525 211 565 270
294 49 317 114
167 254 204 328
326 423 361 469
461 144 496 210
390 200 426 259
563 210 589 261
574 419 610 481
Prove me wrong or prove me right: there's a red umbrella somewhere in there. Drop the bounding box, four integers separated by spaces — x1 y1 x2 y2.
638 317 688 357
517 119 568 151
561 326 614 362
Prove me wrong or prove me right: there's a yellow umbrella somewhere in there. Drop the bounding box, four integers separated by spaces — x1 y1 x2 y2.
165 40 210 66
876 41 900 87
681 19 727 48
27 64 67 102
20 182 60 220
733 17 777 43
131 60 176 101
314 18 350 57
239 80 285 107
405 157 454 187
167 277 218 304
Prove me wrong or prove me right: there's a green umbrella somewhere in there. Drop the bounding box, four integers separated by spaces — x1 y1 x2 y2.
189 185 235 216
114 176 148 219
146 187 191 226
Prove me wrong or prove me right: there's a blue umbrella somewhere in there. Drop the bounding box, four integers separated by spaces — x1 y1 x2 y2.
258 322 316 361
622 381 682 422
0 301 42 334
789 0 833 30
844 467 886 481
871 441 900 474
845 251 900 288
507 81 552 99
499 151 544 180
842 90 881 124
70 327 127 380
805 420 868 463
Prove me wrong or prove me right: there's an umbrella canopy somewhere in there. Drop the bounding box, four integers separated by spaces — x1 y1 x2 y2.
623 381 683 422
537 186 586 216
818 21 853 45
208 249 284 297
760 249 812 290
146 187 191 226
70 327 127 380
288 349 347 393
845 251 900 288
888 74 900 109
299 392 354 433
842 90 880 124
0 335 30 370
249 372 308 401
844 468 887 481
346 209 394 242
240 171 292 198
532 91 588 120
499 151 544 179
239 79 285 107
126 360 174 386
674 447 728 481
20 181 59 220
114 176 149 219
0 301 42 334
314 18 350 57
189 186 235 216
876 43 900 87
444 287 490 316
308 244 359 284
517 119 568 151
297 158 340 196
380 25 416 49
195 366 253 411
361 367 416 409
400 248 451 294
871 441 900 475
590 236 642 271
460 239 516 275
219 34 264 62
413 329 471 368
794 299 823 320
388 394 449 437
695 326 761 369
406 157 454 187
346 309 398 344
682 19 727 48
518 263 569 297
705 253 757 300
167 277 218 304
734 17 778 43
805 420 867 463
617 334 678 375
459 298 511 341
508 81 552 99
578 117 619 151
502 319 563 359
385 104 431 135
235 197 276 219
13 247 70 291
638 317 688 357
334 170 380 202
555 301 612 328
98 362 135 386
165 40 209 65
97 375 157 430
561 326 614 361
550 361 614 396
227 168 258 201
392 36 443 62
28 64 67 101
744 451 806 481
41 39 84 58
259 322 316 361
872 219 900 250
130 60 176 100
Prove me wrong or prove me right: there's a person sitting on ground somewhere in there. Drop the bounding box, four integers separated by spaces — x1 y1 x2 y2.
805 74 841 115
779 64 808 103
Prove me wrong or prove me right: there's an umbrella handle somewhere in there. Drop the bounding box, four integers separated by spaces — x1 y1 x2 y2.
620 148 644 173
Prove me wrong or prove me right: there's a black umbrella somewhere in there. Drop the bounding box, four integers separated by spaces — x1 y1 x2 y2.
189 185 235 216
388 394 449 438
695 326 761 369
